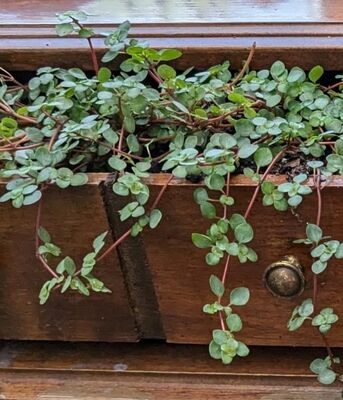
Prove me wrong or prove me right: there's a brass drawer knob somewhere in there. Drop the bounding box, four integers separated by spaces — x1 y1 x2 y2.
263 256 305 298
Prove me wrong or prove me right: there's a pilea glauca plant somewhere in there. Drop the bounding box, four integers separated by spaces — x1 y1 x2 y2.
0 10 342 385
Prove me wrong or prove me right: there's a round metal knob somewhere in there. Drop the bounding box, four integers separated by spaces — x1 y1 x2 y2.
263 256 305 298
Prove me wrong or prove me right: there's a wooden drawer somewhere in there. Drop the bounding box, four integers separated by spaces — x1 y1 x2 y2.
143 175 343 346
0 181 139 342
0 0 342 348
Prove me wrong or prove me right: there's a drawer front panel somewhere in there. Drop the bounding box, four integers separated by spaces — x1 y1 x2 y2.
144 182 343 346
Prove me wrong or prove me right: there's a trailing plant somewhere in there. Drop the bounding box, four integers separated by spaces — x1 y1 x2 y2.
0 10 342 384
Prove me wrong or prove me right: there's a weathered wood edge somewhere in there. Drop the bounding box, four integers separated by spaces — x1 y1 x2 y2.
2 173 343 187
1 22 343 70
68 173 343 188
100 178 165 340
2 22 343 37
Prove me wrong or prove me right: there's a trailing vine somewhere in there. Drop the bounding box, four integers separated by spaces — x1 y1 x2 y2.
0 10 343 384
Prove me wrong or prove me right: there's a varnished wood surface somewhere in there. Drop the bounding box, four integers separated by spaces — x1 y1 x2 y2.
102 181 165 339
1 173 343 346
0 341 341 376
0 342 342 399
142 176 343 346
0 1 343 70
0 184 138 342
1 0 343 23
2 173 343 346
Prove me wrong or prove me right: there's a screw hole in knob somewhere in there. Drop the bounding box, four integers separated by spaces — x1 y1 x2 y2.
263 255 305 298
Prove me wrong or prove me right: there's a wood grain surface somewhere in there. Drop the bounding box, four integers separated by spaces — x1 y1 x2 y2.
1 173 343 347
0 341 342 399
142 175 343 346
0 1 342 70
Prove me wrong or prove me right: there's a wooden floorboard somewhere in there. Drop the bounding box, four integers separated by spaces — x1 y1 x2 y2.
0 341 342 399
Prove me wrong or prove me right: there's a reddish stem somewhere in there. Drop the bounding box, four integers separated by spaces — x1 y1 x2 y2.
244 149 285 219
97 174 174 263
48 123 63 152
324 81 343 92
148 69 163 85
96 229 131 262
87 38 99 75
226 42 256 90
311 169 336 368
117 124 125 154
35 197 59 278
216 149 285 331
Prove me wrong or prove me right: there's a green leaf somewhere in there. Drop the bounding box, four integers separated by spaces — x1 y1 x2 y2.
172 101 189 114
212 329 228 345
306 224 322 243
287 67 305 83
288 195 302 207
61 275 72 293
159 48 182 61
209 275 224 297
64 256 76 275
228 92 249 104
318 368 336 385
312 260 327 274
74 278 90 296
157 64 176 80
309 65 324 83
206 253 220 266
254 147 273 168
200 202 216 219
38 227 51 243
288 316 306 331
236 342 250 357
97 67 111 83
78 28 94 38
310 358 327 374
192 233 212 248
234 222 254 244
102 50 119 63
172 166 187 178
93 231 108 254
206 174 225 190
265 93 281 107
113 182 129 196
230 287 250 306
226 313 242 332
221 353 234 365
56 23 74 36
238 144 258 159
70 173 88 186
193 188 208 204
23 190 42 205
108 156 127 171
270 61 285 77
298 298 314 317
39 281 52 305
209 340 222 360
149 209 162 229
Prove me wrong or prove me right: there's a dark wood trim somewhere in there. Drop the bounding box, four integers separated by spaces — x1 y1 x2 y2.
0 342 342 398
1 22 343 70
101 178 165 340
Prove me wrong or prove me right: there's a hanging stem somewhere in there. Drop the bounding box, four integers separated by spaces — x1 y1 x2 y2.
71 18 99 74
217 149 285 330
312 169 336 368
97 174 174 263
35 196 59 278
244 148 286 219
226 42 256 90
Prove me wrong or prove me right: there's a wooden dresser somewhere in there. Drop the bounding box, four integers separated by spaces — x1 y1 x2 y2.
0 1 343 398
